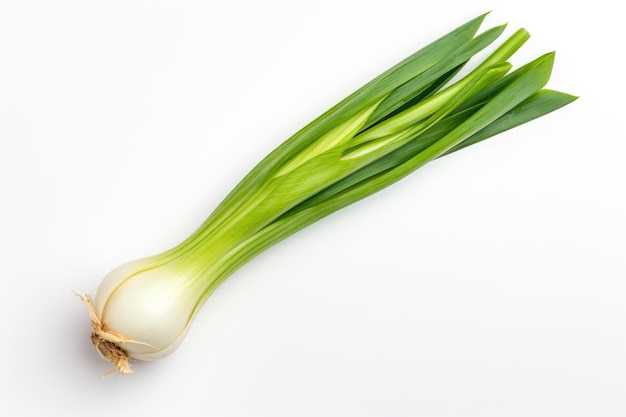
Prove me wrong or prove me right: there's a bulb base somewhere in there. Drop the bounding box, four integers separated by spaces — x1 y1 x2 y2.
75 292 133 376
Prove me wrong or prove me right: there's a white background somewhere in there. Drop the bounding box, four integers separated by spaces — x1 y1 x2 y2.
1 0 624 416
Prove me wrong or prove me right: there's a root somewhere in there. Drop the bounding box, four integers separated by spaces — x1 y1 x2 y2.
75 292 133 376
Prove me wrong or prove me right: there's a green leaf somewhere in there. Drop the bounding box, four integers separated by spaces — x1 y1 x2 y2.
364 24 507 129
445 89 578 154
179 14 491 250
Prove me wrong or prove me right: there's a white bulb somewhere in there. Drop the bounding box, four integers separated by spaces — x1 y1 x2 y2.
79 255 206 374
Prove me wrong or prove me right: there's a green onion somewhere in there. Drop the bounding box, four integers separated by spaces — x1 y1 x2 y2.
78 14 576 375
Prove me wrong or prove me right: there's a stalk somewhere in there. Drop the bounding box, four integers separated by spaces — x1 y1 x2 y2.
78 15 576 375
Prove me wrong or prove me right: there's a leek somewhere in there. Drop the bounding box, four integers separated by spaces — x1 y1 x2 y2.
78 14 576 375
